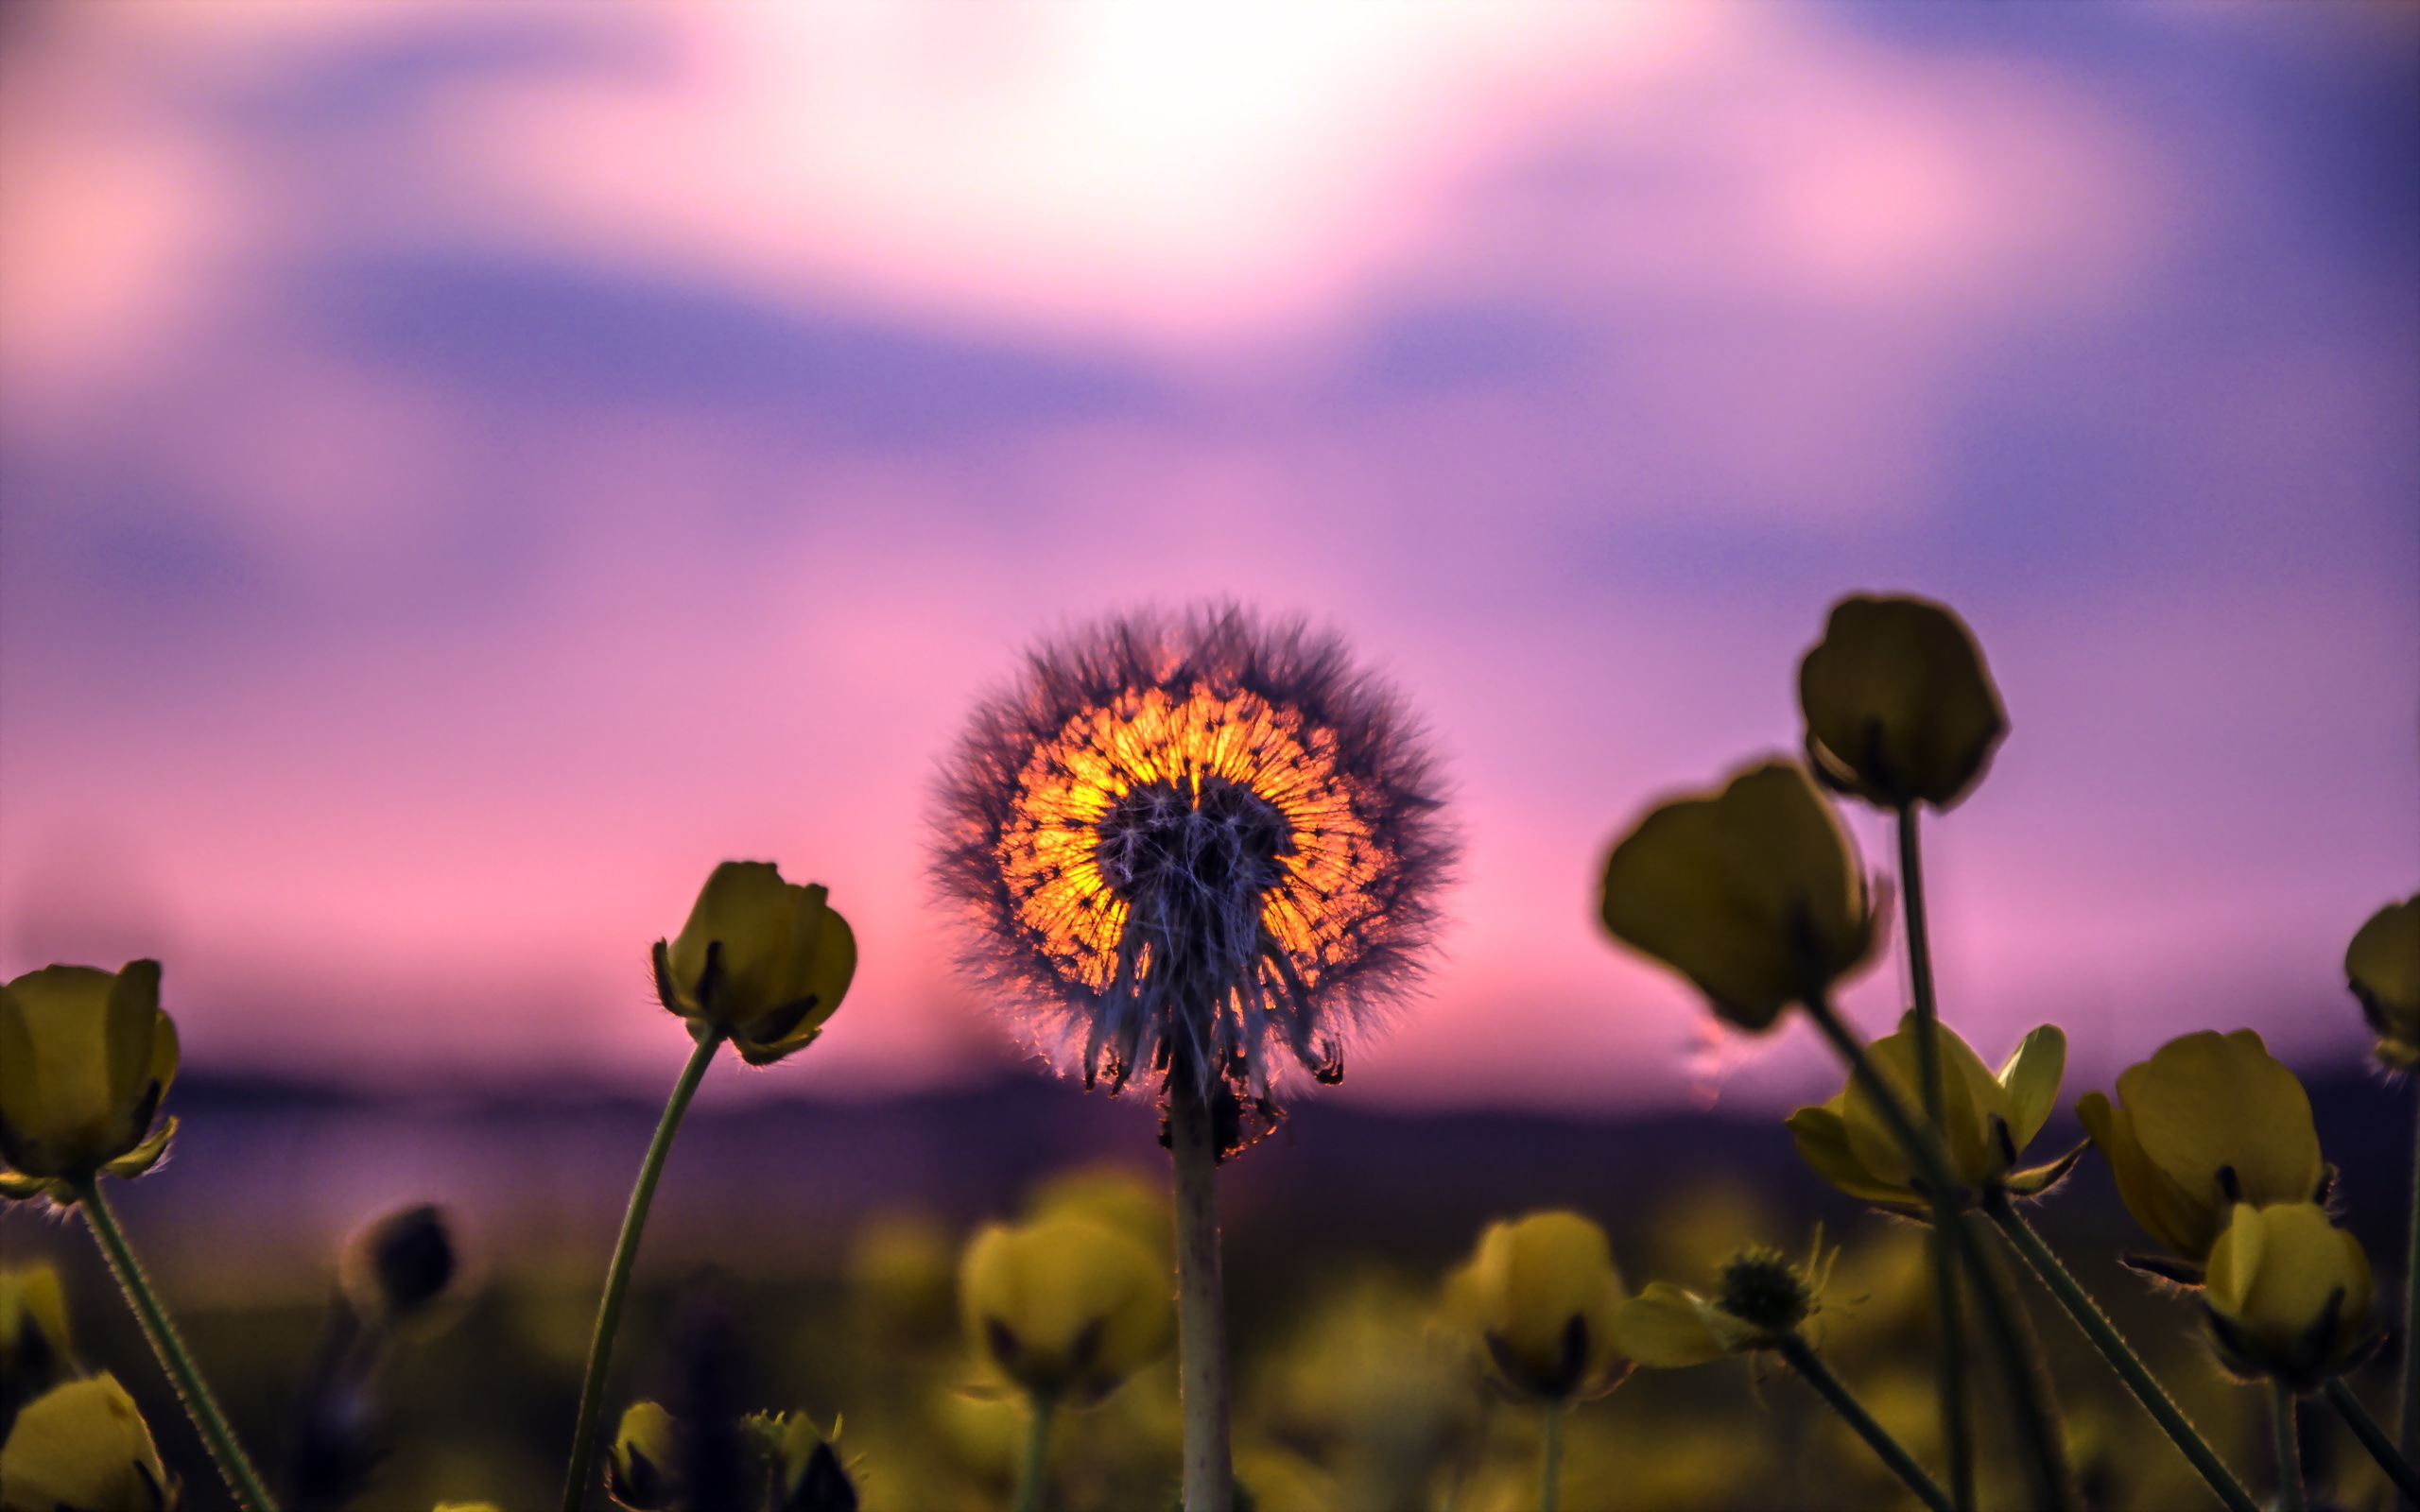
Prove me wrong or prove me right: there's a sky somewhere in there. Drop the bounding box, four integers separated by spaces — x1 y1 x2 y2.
1 1 2413 1113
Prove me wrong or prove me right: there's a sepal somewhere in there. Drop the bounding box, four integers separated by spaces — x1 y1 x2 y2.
2002 1140 2088 1198
100 1116 177 1180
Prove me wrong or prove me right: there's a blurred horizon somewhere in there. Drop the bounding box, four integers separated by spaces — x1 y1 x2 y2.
2 0 2415 1112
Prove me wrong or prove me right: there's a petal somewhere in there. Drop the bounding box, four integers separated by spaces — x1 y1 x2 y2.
101 961 162 1113
1997 1025 2066 1154
2203 1203 2264 1316
1616 1284 1727 1368
2079 1091 2215 1260
1786 1105 1913 1207
1600 797 1793 1029
2120 1030 2322 1211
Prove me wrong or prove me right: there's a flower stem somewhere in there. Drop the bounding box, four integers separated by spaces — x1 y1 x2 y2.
2403 1086 2420 1512
2327 1376 2420 1505
1982 1195 2258 1512
1167 1076 1233 1512
1013 1389 1060 1512
1775 1332 1953 1512
71 1177 279 1512
1801 992 2075 1510
2272 1382 2306 1512
1539 1403 1564 1512
559 1030 723 1512
1898 803 1976 1512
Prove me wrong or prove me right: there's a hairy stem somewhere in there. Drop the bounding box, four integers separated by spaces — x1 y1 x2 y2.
1802 992 2074 1510
560 1031 722 1512
1539 1403 1564 1512
1776 1332 1953 1512
73 1178 279 1512
2328 1376 2420 1505
1167 1077 1233 1512
2272 1382 2306 1512
1012 1390 1060 1512
1984 1196 2257 1512
1898 804 1976 1512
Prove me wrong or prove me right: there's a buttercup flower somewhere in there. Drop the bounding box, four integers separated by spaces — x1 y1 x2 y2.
654 862 856 1067
605 1400 681 1512
1599 760 1879 1031
930 605 1452 1108
2201 1201 2375 1389
1798 594 2006 811
1789 1015 2075 1209
959 1216 1174 1406
1617 1244 1834 1368
0 1374 171 1512
1449 1211 1629 1403
2077 1030 2325 1268
2346 896 2420 1069
0 962 179 1198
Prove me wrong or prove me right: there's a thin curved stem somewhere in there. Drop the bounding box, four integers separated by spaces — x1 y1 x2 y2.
2327 1376 2420 1505
1167 1077 1233 1512
1012 1390 1059 1512
559 1030 722 1512
2271 1382 2306 1512
1984 1196 2258 1512
1801 993 2074 1510
73 1178 279 1512
1775 1332 1953 1512
1898 803 1976 1512
1539 1403 1564 1512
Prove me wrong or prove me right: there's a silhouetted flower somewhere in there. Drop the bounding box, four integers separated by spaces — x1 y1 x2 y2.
931 605 1452 1108
1799 593 2006 810
655 863 856 1067
2346 896 2420 1069
0 962 179 1199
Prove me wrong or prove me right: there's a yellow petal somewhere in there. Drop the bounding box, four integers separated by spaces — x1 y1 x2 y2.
2118 1030 2322 1211
1997 1025 2066 1155
1601 797 1794 1029
0 1373 167 1512
2078 1091 2214 1261
2347 897 2420 1045
1785 1104 1913 1207
1616 1283 1727 1368
101 961 163 1116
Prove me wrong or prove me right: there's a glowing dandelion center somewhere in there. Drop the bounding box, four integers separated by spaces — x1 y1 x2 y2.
934 608 1452 1103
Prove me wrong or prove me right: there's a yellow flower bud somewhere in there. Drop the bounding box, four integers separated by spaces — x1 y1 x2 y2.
1789 1017 2074 1209
1461 1211 1628 1403
0 962 179 1195
1798 594 2007 810
1599 761 1878 1031
2 1264 77 1406
959 1216 1172 1405
2203 1202 2375 1389
2076 1030 2324 1266
605 1400 680 1512
0 1374 171 1512
654 863 856 1066
2347 897 2420 1070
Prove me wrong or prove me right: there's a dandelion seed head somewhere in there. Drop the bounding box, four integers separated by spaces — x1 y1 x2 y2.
932 604 1454 1106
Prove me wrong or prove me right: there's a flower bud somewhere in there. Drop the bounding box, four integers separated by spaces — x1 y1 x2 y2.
655 863 856 1067
0 962 179 1196
605 1400 680 1512
2347 897 2420 1070
342 1204 458 1329
959 1217 1172 1406
744 1411 857 1512
1460 1211 1628 1403
1798 594 2006 810
0 1374 171 1512
1616 1241 1833 1368
2202 1202 2375 1389
1599 761 1878 1031
2076 1030 2324 1267
2 1264 77 1413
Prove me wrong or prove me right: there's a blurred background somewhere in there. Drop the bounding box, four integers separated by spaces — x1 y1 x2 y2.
1 3 2414 1507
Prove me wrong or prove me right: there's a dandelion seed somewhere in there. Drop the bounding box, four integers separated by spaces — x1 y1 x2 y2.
931 604 1453 1124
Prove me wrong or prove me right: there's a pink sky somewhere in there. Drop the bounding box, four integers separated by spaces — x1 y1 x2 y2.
1 1 2413 1111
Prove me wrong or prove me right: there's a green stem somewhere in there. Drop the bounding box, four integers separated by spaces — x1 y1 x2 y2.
1899 801 1976 1512
1775 1332 1953 1512
559 1030 722 1512
2403 1088 2420 1512
1012 1390 1059 1512
2327 1376 2420 1505
1540 1403 1564 1512
2271 1382 2306 1512
1801 993 2074 1510
72 1178 279 1512
1984 1196 2258 1512
1167 1076 1233 1512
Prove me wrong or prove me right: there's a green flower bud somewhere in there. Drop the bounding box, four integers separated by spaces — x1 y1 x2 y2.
605 1400 680 1512
2203 1201 2375 1389
2347 896 2420 1070
654 863 856 1066
1599 760 1879 1031
0 1374 171 1512
0 963 179 1197
959 1217 1172 1406
1455 1211 1628 1403
1799 594 2006 810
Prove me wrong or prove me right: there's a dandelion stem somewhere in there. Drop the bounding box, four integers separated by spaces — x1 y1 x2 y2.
1167 1076 1233 1512
2403 1087 2420 1512
560 1030 723 1512
2328 1376 2420 1504
1802 992 2075 1510
1539 1402 1564 1512
1013 1389 1060 1512
71 1177 279 1512
2272 1382 2307 1512
1775 1332 1953 1512
1898 803 1976 1512
1983 1194 2259 1512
